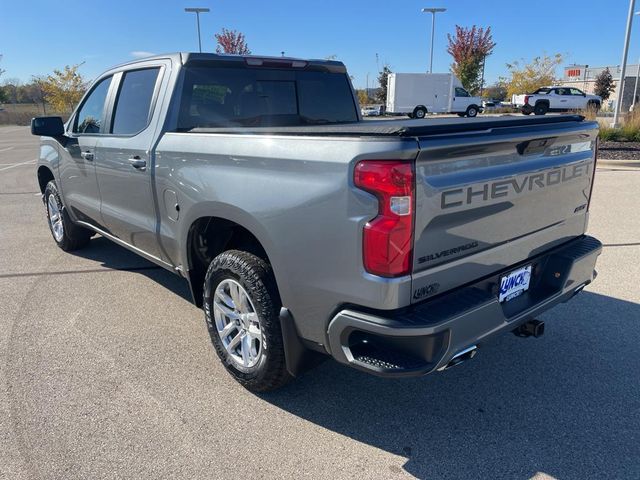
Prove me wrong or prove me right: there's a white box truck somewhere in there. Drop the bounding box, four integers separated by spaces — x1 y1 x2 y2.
386 73 483 118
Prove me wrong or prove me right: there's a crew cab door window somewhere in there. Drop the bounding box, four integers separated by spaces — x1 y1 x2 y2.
73 76 112 134
111 68 160 135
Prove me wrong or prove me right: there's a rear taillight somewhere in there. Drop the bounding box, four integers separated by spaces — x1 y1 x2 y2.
354 160 414 277
587 138 598 211
524 95 531 105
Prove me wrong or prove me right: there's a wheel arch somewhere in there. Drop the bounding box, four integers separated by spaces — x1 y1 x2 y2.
412 105 428 117
37 165 55 194
181 208 286 308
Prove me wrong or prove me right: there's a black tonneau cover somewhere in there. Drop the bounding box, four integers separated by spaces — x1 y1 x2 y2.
187 115 584 137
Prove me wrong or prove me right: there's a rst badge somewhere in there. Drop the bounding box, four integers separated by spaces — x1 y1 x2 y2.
499 265 532 302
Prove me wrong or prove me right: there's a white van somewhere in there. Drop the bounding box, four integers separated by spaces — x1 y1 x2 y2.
386 73 483 118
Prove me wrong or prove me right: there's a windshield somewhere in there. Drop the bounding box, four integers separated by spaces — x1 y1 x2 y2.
178 66 358 129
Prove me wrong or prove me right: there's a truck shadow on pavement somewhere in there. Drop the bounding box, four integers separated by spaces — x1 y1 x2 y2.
261 291 640 480
66 238 639 478
69 236 193 303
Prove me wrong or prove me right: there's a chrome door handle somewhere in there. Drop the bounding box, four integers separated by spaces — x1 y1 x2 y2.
80 151 94 161
128 156 147 170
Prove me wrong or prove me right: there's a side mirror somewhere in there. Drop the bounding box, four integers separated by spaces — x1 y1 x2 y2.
31 116 65 137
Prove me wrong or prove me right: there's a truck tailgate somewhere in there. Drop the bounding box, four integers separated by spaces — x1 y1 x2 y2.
411 119 598 302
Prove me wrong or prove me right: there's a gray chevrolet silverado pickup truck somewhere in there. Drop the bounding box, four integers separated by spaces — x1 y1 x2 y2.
31 53 601 391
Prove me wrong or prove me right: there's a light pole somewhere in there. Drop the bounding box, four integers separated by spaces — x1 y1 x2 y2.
422 7 446 73
632 58 640 111
613 0 636 126
184 7 210 53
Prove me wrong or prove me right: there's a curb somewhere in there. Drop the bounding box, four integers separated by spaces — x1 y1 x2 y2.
597 159 640 170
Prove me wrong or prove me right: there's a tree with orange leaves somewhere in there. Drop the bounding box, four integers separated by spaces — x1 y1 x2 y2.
214 28 251 55
447 26 496 94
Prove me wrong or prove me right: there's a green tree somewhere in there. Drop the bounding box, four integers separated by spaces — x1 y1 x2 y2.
447 25 496 94
505 54 564 99
376 65 392 105
483 81 508 101
41 64 87 113
356 89 370 106
1 79 21 104
0 54 5 83
594 68 614 101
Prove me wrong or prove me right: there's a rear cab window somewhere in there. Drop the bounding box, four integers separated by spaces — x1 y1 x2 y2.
111 67 161 135
177 66 358 129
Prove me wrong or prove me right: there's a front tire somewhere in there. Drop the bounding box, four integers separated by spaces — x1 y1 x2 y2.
203 250 292 392
587 100 601 113
44 180 92 251
534 102 548 115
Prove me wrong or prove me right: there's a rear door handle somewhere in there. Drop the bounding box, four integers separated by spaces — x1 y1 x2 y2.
80 151 94 161
128 156 147 170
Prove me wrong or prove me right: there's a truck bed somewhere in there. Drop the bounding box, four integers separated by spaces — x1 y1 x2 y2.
187 114 585 137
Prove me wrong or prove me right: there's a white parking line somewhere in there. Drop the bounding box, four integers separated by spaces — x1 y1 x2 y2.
0 146 15 153
0 159 36 171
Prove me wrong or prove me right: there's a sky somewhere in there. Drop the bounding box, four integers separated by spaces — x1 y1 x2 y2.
0 0 637 89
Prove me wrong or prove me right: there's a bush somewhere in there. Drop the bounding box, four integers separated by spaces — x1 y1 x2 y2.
599 126 622 142
0 103 67 126
597 111 640 142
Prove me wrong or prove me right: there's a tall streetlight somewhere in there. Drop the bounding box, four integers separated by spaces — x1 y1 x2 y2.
422 7 446 73
631 11 640 111
613 0 636 126
184 7 210 53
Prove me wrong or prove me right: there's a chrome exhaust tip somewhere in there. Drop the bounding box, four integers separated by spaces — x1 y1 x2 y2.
439 345 478 371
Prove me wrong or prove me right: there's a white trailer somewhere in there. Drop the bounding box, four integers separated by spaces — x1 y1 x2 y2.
386 73 483 118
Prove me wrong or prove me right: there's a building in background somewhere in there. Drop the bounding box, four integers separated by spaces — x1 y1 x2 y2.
562 64 640 112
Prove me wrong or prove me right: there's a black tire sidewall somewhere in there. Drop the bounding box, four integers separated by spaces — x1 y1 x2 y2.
44 181 71 249
534 103 548 115
203 250 288 390
413 107 427 119
44 180 91 251
466 106 478 117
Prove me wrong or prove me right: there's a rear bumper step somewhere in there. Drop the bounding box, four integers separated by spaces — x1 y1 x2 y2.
326 235 602 377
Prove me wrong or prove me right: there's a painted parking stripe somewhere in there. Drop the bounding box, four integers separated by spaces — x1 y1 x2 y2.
0 146 15 153
0 159 36 171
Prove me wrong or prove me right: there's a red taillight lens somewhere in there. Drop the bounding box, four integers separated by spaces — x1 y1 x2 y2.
587 138 598 211
354 160 414 277
524 95 531 105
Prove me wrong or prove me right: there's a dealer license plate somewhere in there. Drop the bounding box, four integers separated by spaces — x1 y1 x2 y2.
499 265 532 303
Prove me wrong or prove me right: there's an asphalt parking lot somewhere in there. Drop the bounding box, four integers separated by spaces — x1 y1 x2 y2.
1 125 639 480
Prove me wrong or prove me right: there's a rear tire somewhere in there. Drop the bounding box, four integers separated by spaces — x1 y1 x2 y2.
44 180 92 251
413 106 427 119
587 100 601 113
203 250 292 392
534 102 548 115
